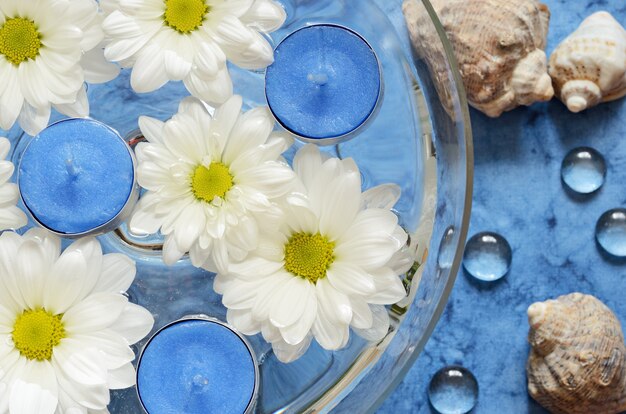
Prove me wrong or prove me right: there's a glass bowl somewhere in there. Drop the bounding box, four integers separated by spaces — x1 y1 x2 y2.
5 0 472 412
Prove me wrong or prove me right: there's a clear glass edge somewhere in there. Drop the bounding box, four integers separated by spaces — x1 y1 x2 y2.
365 0 474 409
324 0 475 411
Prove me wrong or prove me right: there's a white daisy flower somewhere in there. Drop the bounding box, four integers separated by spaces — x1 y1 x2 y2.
0 138 26 231
214 145 410 363
101 0 286 104
129 95 296 273
0 0 120 136
0 229 154 414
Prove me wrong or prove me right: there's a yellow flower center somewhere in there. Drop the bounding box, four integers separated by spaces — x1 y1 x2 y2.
0 18 42 66
284 233 335 284
12 308 65 361
163 0 209 34
191 162 233 202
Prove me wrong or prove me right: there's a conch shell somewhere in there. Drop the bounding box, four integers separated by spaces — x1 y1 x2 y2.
527 293 626 414
403 0 554 117
549 11 626 113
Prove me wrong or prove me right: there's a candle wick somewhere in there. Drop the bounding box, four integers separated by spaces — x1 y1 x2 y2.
307 73 329 86
65 158 80 179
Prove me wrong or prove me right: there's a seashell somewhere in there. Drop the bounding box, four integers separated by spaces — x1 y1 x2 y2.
549 11 626 113
403 0 554 118
527 293 626 414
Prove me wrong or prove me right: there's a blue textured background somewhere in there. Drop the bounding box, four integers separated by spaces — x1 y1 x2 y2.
379 0 626 413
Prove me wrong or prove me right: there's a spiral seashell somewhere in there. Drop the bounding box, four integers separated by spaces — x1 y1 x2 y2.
403 0 554 117
549 11 626 113
527 293 626 414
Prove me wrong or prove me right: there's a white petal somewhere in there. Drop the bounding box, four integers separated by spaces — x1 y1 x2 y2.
349 297 373 329
361 184 402 210
316 278 352 325
119 0 164 19
228 256 283 278
241 0 287 32
162 235 186 265
0 305 14 332
54 86 89 118
326 262 376 296
173 203 205 253
312 311 348 350
222 280 258 310
9 360 58 414
164 49 192 81
214 16 273 69
279 286 317 345
82 47 120 84
15 239 47 309
130 45 168 93
138 116 165 144
269 276 311 328
65 238 103 301
43 250 88 315
335 210 401 271
0 137 10 159
184 67 233 105
270 335 312 363
367 267 407 305
93 254 136 294
40 24 82 50
103 11 157 62
293 144 323 190
0 161 14 185
211 239 232 275
23 228 61 266
235 162 295 199
56 387 88 414
226 309 262 335
107 363 135 390
128 204 163 236
81 21 105 52
208 94 242 151
316 170 361 241
18 103 51 137
70 330 135 371
0 206 27 231
353 305 390 342
0 67 24 130
0 232 25 311
109 302 154 345
211 0 254 17
0 182 18 206
17 61 54 108
222 106 273 164
63 293 128 334
55 369 109 411
194 40 225 79
53 341 108 386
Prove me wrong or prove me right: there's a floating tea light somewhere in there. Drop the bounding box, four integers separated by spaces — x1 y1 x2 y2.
137 317 258 414
18 118 138 237
265 24 382 144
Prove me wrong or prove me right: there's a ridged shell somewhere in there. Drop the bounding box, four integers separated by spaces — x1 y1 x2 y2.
403 0 554 117
527 293 626 414
549 11 626 113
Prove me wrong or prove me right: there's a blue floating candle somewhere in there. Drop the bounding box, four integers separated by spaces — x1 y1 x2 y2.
265 24 382 144
18 118 137 237
137 318 258 414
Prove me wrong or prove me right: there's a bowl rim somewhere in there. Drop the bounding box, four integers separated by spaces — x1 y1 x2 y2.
367 0 475 409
